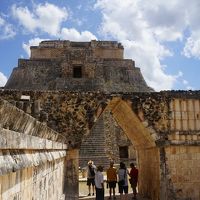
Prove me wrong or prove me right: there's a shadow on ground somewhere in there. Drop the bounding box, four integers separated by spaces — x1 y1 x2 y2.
79 180 149 200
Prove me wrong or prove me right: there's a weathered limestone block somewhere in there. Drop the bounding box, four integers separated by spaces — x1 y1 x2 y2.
165 146 200 200
0 98 64 142
0 158 67 200
0 149 67 176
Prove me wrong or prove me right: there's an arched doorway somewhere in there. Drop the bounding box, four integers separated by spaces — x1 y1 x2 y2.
106 97 160 200
79 97 160 200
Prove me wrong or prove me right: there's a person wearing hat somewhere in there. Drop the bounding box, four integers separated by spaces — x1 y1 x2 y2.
107 161 117 199
95 165 104 200
86 160 96 196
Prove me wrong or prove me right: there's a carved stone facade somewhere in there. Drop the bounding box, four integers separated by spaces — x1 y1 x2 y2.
1 90 200 200
5 40 152 93
0 98 78 200
1 40 200 200
5 40 152 168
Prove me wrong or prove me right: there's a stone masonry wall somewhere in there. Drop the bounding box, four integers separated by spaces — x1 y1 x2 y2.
1 90 200 147
170 98 200 131
0 158 66 200
0 99 78 200
79 109 135 169
30 40 124 59
164 146 200 200
5 40 152 92
5 58 150 92
103 110 133 162
1 90 200 200
0 90 107 147
103 110 120 163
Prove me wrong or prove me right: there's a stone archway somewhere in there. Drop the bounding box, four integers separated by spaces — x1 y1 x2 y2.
103 97 160 200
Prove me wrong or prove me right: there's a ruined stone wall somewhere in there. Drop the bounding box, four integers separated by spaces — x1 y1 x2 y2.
164 146 200 200
0 90 107 147
0 99 78 200
103 110 120 162
30 40 124 59
5 58 150 92
1 90 200 200
103 110 134 162
5 40 151 92
79 109 135 169
169 98 200 131
0 158 66 200
1 90 200 147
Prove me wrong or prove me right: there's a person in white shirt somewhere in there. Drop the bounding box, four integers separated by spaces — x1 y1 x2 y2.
86 160 96 196
95 165 104 200
118 162 128 200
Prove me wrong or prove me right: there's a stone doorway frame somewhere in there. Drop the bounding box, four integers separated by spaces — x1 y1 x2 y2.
79 97 161 200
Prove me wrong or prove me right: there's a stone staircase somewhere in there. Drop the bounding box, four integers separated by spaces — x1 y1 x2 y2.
79 116 111 169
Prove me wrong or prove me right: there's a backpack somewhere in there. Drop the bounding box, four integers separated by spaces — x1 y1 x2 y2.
89 166 95 176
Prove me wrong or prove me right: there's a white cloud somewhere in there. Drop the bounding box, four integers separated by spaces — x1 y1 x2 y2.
0 16 16 40
13 2 97 46
95 0 184 91
0 17 4 26
138 1 186 42
122 40 180 90
182 32 200 59
12 3 68 36
22 37 47 57
60 28 97 41
0 72 7 87
95 0 200 90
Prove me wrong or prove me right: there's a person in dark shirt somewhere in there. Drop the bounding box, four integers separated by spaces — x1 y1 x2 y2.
129 163 138 199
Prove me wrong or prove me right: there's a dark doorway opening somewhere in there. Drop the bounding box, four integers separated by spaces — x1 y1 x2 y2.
119 146 129 161
73 66 82 78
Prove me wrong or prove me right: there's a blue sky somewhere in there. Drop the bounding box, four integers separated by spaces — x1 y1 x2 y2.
0 0 199 91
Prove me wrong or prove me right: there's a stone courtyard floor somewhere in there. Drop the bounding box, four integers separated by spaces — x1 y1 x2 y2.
79 194 149 200
79 179 150 200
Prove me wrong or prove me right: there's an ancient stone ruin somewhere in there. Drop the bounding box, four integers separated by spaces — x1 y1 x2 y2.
0 40 200 200
5 40 152 92
5 40 152 168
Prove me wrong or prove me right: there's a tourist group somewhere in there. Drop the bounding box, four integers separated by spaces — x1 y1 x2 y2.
86 160 138 200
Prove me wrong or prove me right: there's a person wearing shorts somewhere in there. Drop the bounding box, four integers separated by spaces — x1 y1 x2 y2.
86 160 96 196
129 163 138 199
107 161 117 199
118 162 128 200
